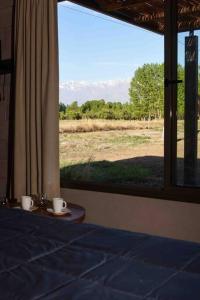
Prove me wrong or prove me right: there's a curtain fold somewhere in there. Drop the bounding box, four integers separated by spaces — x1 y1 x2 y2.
13 0 60 200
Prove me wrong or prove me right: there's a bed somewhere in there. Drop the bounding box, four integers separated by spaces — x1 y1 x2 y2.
0 208 200 299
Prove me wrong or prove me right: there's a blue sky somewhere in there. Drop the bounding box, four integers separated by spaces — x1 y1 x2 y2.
58 1 164 83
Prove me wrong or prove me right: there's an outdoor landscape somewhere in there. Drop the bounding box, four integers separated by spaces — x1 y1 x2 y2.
59 63 187 188
58 2 200 189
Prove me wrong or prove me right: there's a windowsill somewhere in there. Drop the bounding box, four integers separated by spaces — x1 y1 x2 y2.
61 180 200 204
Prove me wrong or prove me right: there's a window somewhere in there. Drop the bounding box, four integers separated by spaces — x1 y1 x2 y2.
58 0 200 202
58 1 164 191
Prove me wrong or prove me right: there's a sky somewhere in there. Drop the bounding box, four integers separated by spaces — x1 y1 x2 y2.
58 1 164 83
57 1 197 104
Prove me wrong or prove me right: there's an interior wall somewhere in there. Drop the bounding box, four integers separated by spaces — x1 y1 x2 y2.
0 0 13 197
61 188 200 243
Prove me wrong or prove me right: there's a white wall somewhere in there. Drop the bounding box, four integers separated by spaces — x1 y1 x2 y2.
61 188 200 243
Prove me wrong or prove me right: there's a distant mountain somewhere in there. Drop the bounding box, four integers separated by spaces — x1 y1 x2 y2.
59 79 131 105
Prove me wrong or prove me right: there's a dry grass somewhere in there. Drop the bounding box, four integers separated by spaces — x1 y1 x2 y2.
59 119 164 133
59 119 165 187
60 124 164 187
59 119 200 187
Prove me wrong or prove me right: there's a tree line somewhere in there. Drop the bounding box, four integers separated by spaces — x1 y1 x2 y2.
59 100 135 120
59 63 191 121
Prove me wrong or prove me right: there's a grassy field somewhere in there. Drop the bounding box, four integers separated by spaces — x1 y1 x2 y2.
60 119 200 187
60 119 164 187
59 119 164 133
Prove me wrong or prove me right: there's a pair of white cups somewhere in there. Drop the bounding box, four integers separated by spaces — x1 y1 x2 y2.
21 196 67 213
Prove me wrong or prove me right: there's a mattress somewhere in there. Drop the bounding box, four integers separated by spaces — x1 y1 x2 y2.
0 207 200 299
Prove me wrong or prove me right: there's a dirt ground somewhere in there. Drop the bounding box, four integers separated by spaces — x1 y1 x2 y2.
60 126 164 187
59 120 200 187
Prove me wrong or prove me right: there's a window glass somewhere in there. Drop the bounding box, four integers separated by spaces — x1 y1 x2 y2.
176 30 200 186
58 1 164 189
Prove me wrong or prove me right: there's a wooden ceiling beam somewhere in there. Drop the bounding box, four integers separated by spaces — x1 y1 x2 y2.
133 3 200 24
94 0 145 12
134 12 164 23
178 19 200 30
179 3 200 14
95 0 200 15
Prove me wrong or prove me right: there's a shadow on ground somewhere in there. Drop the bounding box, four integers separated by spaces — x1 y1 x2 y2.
60 156 164 188
61 155 200 188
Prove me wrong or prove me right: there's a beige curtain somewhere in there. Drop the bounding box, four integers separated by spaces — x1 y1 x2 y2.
13 0 60 200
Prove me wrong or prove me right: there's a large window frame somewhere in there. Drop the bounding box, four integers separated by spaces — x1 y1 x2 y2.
59 0 200 203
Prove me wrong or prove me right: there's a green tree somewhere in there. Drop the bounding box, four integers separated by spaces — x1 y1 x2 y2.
177 64 185 119
59 102 66 113
81 99 106 119
129 63 164 120
65 101 82 120
59 102 67 120
129 63 185 120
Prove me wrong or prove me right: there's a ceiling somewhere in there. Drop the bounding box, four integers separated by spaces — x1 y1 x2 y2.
64 0 200 34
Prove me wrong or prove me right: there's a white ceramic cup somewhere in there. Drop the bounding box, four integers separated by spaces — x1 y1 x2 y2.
21 196 34 211
53 198 67 213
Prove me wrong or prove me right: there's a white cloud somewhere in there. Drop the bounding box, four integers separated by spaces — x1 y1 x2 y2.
59 79 131 104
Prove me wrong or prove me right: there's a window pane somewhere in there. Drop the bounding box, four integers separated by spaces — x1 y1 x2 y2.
58 1 164 189
177 28 200 186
